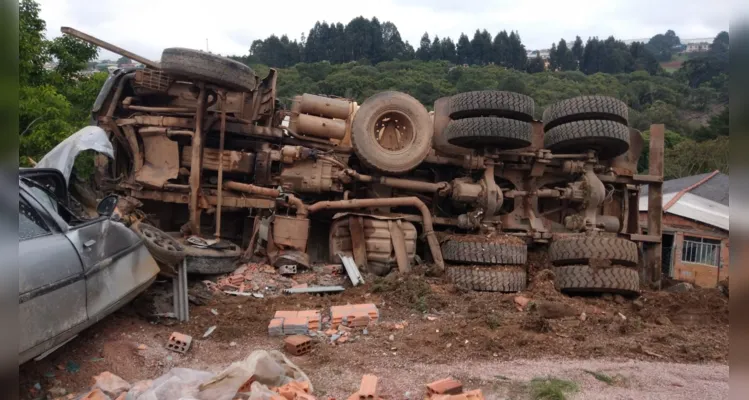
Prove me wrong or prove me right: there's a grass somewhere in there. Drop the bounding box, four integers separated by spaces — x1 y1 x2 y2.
529 377 579 400
584 370 614 385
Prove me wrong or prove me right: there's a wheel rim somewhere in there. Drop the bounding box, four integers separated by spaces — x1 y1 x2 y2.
373 110 415 152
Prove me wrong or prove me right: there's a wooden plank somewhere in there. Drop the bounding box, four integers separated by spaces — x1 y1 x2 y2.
645 124 665 288
598 174 662 184
348 216 369 272
389 221 411 274
188 85 208 235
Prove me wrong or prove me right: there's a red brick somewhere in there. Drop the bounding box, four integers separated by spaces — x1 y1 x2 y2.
427 377 463 395
358 374 378 399
166 332 192 353
275 310 299 319
284 335 312 355
80 389 109 400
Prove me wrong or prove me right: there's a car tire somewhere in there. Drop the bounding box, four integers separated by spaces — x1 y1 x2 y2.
542 95 628 131
160 48 257 92
549 235 639 266
448 90 535 121
444 117 533 149
132 222 186 265
447 265 527 292
554 265 640 296
351 91 433 174
544 119 630 160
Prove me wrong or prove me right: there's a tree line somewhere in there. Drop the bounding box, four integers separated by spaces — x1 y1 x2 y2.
233 17 726 78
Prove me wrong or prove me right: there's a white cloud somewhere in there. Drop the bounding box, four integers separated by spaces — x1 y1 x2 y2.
39 0 730 62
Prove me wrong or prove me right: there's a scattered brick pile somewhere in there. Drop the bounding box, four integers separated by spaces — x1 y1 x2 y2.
331 304 380 328
426 378 484 400
269 310 323 336
205 263 346 297
269 304 378 338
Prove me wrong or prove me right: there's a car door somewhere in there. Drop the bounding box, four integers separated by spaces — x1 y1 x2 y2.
18 189 87 364
64 214 159 319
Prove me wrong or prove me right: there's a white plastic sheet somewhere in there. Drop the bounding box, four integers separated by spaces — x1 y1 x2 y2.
36 125 114 184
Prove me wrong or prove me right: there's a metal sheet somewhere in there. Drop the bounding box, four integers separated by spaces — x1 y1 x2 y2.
36 126 114 184
135 133 179 188
638 192 728 230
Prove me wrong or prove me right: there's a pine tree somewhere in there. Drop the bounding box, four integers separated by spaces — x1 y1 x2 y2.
457 33 471 65
416 32 431 61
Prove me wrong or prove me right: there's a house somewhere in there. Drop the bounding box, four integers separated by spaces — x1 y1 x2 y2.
639 171 729 287
685 42 710 53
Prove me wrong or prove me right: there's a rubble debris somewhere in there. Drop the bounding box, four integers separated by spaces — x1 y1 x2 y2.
92 371 130 398
534 301 578 319
274 380 313 399
666 282 694 293
426 378 463 395
166 332 192 353
80 388 110 400
514 296 531 311
430 389 485 400
283 285 346 295
203 325 217 338
269 310 321 336
278 264 298 275
284 335 313 356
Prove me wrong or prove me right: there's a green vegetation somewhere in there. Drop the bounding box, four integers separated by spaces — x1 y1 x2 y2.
583 370 615 385
530 377 579 400
19 0 104 166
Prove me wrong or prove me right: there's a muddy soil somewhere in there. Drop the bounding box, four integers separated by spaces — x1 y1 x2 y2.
18 266 728 399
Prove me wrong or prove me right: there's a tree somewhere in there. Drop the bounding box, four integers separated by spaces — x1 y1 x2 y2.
470 29 493 65
556 39 576 71
492 30 510 67
548 43 558 71
526 52 545 73
571 36 584 65
630 41 660 75
508 31 527 70
382 21 409 60
457 33 472 65
116 56 132 65
647 29 681 61
429 36 443 61
416 32 431 61
441 37 457 63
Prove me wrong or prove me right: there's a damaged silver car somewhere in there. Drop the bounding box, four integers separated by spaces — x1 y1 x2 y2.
18 127 159 364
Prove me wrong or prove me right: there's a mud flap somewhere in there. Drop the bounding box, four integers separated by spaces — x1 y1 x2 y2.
135 132 179 187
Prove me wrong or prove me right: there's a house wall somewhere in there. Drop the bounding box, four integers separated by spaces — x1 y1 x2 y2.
640 212 729 287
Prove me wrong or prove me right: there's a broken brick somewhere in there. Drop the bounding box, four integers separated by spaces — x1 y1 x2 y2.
284 335 312 356
427 377 463 395
166 332 192 353
80 389 111 400
358 374 378 399
283 316 310 335
92 371 131 397
268 318 284 336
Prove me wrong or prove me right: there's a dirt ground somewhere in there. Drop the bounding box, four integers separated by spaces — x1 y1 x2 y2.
18 262 729 400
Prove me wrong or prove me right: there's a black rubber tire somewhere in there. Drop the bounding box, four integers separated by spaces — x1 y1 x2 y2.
449 91 535 121
184 244 242 275
442 237 527 265
447 266 527 292
444 117 532 149
554 265 640 296
549 235 639 267
543 95 628 131
160 48 257 92
132 223 186 265
351 91 433 174
544 119 630 160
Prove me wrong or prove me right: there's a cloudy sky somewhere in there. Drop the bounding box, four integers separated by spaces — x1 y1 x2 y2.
39 0 730 62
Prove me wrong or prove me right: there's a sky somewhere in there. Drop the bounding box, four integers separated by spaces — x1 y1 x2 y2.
38 0 730 62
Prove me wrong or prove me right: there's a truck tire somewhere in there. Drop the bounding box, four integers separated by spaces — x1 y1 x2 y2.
544 119 630 160
444 117 532 149
449 90 535 121
442 236 527 265
132 222 186 266
543 95 628 131
447 266 526 292
554 265 640 295
184 244 242 275
160 48 257 92
351 91 433 174
549 235 639 266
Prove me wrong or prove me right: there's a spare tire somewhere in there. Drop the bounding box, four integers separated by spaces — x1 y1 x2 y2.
543 95 628 131
449 90 535 121
445 117 532 149
132 222 186 266
544 119 630 160
554 265 640 296
161 48 257 92
351 91 433 174
447 265 527 292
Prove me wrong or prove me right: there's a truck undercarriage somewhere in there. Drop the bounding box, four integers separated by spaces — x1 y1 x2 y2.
65 27 666 296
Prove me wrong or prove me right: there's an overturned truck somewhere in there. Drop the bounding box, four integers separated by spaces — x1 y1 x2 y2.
66 28 665 296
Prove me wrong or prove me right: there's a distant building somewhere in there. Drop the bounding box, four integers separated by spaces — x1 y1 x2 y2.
685 42 710 53
639 171 729 288
526 49 551 60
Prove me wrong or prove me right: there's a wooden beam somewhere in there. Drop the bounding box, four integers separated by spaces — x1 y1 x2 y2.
188 84 208 235
628 234 662 243
645 124 665 288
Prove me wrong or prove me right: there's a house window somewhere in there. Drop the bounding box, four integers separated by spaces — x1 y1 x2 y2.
681 236 721 267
